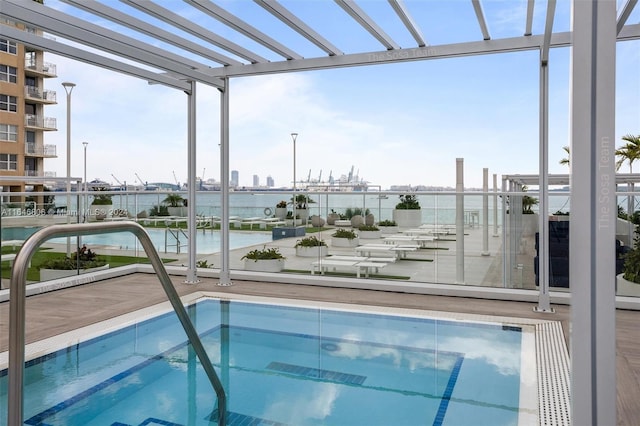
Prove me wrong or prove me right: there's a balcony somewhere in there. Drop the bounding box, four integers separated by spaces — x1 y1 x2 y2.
25 114 57 131
25 143 57 158
24 86 57 104
24 59 57 78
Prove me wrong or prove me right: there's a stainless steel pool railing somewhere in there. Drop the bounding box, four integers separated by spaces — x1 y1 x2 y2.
7 221 227 426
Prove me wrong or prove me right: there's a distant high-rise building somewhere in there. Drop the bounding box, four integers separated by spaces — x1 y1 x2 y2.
266 175 274 187
230 170 239 187
253 174 259 187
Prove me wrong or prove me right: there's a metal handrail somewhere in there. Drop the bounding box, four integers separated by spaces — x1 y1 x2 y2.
7 221 227 426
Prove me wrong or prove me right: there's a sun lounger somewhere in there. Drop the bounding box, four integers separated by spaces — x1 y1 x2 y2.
354 245 397 258
383 235 435 247
1 240 23 249
311 259 387 278
329 255 396 263
1 253 17 265
259 218 287 229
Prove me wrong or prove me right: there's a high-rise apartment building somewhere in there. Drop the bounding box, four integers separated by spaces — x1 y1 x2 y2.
266 175 274 188
252 174 259 187
230 170 239 188
1 9 58 209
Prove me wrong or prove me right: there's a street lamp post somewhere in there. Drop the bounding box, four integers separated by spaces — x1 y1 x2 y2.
62 82 76 256
291 132 298 227
83 141 88 223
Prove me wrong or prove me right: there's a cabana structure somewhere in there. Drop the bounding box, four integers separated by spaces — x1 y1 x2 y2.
2 1 640 424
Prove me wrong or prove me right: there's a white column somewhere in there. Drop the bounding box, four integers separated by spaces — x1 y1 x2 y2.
570 1 617 424
493 173 499 236
482 168 489 255
185 81 199 284
536 48 552 312
218 78 232 286
456 158 464 283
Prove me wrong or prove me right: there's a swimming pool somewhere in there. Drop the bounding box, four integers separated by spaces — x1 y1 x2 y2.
1 227 272 254
0 294 564 425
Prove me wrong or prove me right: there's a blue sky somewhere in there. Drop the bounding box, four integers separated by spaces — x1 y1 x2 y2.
40 0 639 189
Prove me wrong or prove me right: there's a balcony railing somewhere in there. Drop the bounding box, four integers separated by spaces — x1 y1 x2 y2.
24 59 57 77
24 86 57 103
25 143 57 157
25 114 57 131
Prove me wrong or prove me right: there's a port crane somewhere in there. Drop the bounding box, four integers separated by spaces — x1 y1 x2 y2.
172 171 180 188
134 172 147 186
111 174 126 190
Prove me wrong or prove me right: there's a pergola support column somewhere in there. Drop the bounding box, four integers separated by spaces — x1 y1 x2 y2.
570 0 617 424
218 77 232 286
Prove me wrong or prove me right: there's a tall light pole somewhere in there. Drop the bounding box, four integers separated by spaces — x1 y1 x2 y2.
291 132 298 227
83 141 88 223
62 82 76 256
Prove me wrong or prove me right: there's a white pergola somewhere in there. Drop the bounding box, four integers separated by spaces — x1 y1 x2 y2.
2 1 639 424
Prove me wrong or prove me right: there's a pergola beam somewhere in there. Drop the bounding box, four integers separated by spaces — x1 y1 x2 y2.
122 0 267 64
0 0 221 88
255 0 344 56
388 0 428 47
60 0 243 66
335 0 401 50
1 26 193 91
471 0 491 40
188 0 303 60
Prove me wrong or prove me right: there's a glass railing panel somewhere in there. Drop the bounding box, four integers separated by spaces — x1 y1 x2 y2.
616 192 640 297
4 187 635 299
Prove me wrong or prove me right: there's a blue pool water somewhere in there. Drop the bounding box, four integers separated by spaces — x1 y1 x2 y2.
0 299 527 425
1 227 272 254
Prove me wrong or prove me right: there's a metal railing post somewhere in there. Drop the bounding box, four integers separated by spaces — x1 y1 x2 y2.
7 221 226 426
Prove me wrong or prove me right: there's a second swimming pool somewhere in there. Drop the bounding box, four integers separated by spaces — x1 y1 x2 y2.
2 226 272 254
0 294 560 425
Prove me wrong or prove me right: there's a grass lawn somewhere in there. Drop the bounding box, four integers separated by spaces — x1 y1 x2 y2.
1 250 177 282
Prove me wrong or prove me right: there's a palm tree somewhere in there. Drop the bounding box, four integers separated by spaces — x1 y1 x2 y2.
615 134 640 173
559 146 570 167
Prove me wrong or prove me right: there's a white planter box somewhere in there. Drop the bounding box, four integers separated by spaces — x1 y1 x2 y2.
358 230 381 239
89 204 112 222
617 274 640 297
275 207 288 220
392 209 422 228
295 245 328 257
167 206 187 217
40 264 110 281
379 225 399 234
521 213 539 237
244 258 284 272
331 237 359 248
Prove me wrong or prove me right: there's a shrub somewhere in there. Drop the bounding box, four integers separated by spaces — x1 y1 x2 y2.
295 236 327 247
241 246 285 261
623 228 640 283
163 194 186 207
149 204 170 216
290 194 316 209
344 207 370 219
378 219 397 226
395 194 420 210
522 195 538 214
38 248 106 270
332 229 357 239
276 200 287 208
358 224 379 231
196 259 213 268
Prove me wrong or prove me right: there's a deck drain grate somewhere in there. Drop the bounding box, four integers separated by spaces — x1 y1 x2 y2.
267 361 367 385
